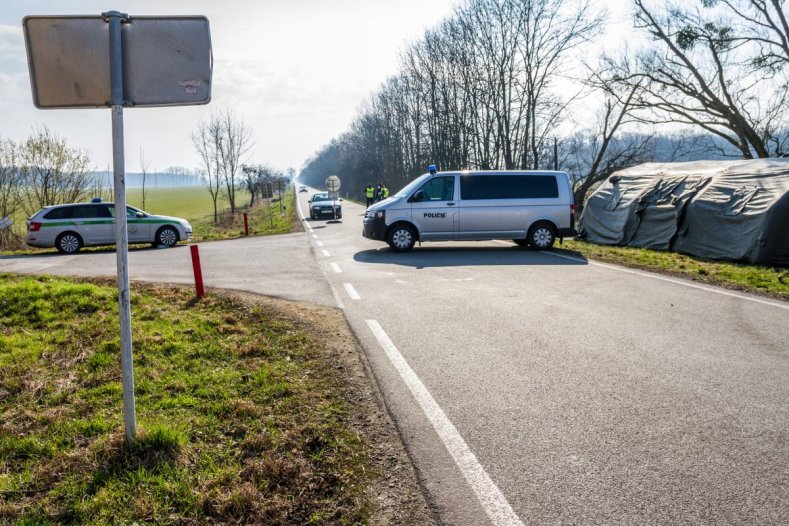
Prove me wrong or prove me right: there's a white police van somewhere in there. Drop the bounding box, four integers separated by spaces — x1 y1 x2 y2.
363 167 576 251
26 199 192 253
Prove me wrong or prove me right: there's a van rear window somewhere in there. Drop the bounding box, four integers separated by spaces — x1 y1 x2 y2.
460 175 558 199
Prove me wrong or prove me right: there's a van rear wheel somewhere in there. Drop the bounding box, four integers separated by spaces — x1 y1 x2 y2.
387 224 416 252
528 223 556 250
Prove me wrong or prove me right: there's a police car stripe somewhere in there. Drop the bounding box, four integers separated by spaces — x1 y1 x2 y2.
40 219 175 228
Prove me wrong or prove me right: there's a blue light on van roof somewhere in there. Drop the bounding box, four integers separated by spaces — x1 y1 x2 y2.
91 197 103 203
428 164 437 174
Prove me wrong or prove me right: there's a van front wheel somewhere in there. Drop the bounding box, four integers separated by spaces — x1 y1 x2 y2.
387 224 416 252
528 223 556 250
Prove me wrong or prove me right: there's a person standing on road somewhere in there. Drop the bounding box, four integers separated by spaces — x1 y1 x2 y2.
365 184 375 208
381 184 389 200
375 182 384 202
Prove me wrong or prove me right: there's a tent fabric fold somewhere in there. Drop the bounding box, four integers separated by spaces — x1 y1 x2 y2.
578 159 789 266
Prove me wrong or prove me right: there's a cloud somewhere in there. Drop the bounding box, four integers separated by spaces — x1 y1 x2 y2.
0 24 25 74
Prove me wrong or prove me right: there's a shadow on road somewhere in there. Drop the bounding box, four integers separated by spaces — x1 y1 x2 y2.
0 244 186 260
353 246 588 268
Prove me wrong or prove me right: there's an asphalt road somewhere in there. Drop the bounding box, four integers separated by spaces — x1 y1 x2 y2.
4 193 788 525
295 191 789 526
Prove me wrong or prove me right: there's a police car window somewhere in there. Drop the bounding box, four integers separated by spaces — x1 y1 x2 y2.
74 205 112 219
417 177 454 201
44 207 75 220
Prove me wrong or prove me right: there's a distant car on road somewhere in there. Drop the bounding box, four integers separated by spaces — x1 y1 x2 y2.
26 200 192 254
299 186 308 193
309 193 342 220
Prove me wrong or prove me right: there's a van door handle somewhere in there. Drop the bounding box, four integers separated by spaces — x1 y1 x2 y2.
446 202 456 206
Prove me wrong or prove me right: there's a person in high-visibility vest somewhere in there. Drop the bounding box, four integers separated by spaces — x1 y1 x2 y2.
365 184 375 208
381 185 389 199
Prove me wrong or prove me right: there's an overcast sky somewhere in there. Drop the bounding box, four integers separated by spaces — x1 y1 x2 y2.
0 0 634 174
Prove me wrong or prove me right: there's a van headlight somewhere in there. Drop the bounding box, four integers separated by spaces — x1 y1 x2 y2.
375 211 384 218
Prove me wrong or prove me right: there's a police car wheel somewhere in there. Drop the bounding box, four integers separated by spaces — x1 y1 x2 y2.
56 232 82 254
528 223 556 250
156 226 179 247
387 224 416 252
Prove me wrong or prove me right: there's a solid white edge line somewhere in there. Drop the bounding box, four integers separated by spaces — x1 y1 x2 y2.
365 320 525 526
494 240 787 311
330 262 342 274
321 249 331 258
543 250 789 311
343 282 361 300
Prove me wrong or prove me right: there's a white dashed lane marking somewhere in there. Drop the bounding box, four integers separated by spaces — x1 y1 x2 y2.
330 262 342 274
343 282 361 300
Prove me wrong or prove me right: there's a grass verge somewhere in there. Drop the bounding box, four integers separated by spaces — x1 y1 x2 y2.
0 274 371 525
560 239 789 300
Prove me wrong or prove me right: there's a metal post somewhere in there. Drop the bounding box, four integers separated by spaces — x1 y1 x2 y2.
104 10 136 443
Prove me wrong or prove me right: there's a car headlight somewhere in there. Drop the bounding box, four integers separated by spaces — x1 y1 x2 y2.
375 211 384 218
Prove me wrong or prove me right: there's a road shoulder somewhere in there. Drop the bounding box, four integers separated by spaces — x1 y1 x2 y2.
224 290 437 525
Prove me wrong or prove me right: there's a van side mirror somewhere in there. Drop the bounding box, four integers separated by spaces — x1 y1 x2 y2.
307 200 312 204
135 212 145 218
410 191 424 203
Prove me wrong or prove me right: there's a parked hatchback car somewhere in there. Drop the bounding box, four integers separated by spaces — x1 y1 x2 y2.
26 200 192 253
308 193 342 220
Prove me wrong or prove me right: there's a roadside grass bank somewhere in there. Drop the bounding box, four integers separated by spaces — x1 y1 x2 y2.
559 239 789 301
0 274 372 525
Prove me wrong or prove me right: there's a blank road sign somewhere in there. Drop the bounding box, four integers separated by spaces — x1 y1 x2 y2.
24 15 212 108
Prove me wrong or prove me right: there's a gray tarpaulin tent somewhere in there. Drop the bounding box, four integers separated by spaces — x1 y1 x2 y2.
578 159 789 266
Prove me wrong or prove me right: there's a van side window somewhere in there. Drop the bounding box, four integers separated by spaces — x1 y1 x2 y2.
460 175 559 199
417 176 454 201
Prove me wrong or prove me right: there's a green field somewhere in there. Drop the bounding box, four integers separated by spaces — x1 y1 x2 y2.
0 275 371 525
125 187 248 224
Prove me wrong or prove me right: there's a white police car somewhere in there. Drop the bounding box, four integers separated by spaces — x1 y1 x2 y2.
26 200 192 253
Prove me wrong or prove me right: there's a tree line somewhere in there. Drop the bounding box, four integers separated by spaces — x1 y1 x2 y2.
299 0 788 208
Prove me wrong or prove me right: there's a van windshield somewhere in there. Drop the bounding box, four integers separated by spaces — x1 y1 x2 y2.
394 173 432 198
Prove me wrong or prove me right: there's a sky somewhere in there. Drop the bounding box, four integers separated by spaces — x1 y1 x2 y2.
0 0 635 174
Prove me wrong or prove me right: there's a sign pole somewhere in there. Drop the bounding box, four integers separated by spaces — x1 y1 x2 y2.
105 10 137 444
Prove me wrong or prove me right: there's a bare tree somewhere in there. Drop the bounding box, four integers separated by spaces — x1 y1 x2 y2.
138 147 151 210
192 118 223 224
18 126 94 216
216 109 253 214
0 139 22 248
599 0 789 158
